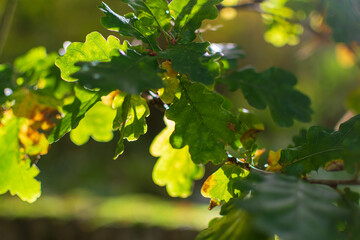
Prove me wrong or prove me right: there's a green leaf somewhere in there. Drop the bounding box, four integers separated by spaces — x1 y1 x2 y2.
325 0 360 43
209 43 245 72
150 118 204 198
220 67 312 127
70 101 116 145
100 2 160 50
280 126 343 175
237 174 345 240
196 210 268 240
72 49 164 94
201 163 249 204
166 80 237 165
169 0 222 43
113 93 150 158
280 114 360 175
55 31 125 82
342 121 360 173
48 86 102 143
0 118 41 203
160 42 220 85
14 47 58 86
122 0 172 31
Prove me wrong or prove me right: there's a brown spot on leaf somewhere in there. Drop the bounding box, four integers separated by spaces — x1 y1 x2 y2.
208 199 220 210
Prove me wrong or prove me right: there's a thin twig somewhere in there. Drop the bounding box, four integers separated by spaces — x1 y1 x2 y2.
0 0 18 56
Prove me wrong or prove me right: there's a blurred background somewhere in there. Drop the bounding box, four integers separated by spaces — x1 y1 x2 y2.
0 0 359 239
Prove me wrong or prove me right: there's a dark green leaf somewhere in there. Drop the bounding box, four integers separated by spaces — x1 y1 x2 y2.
237 174 345 240
342 121 360 173
325 0 360 43
165 80 237 165
220 67 312 127
280 126 343 175
209 43 245 71
196 210 268 240
73 49 164 94
122 0 172 31
280 114 360 175
48 86 102 143
100 2 160 50
169 0 222 43
160 42 220 85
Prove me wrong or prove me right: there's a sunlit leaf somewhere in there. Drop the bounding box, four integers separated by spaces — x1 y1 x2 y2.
73 49 164 94
169 0 222 43
100 3 160 50
70 101 116 145
0 117 41 203
158 61 179 104
55 32 125 82
48 86 102 143
122 0 172 31
113 92 150 158
150 118 204 198
201 163 249 205
166 80 237 164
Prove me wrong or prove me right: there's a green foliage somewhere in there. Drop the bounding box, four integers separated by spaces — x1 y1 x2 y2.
0 118 41 203
48 86 102 143
150 118 204 198
169 0 222 43
220 67 312 127
55 32 124 82
230 174 345 240
201 163 249 204
160 42 220 85
1 0 360 239
165 80 237 164
70 101 116 145
112 92 150 158
73 49 164 94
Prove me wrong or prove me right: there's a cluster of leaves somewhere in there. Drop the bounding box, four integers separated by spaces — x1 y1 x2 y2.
0 0 360 239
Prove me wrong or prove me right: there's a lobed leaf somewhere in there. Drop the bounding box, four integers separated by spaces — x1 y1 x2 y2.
113 93 150 158
150 118 204 198
201 163 249 205
160 42 221 85
48 86 102 143
73 49 164 95
100 2 160 50
237 174 345 240
70 101 116 145
196 210 268 240
0 118 41 203
55 32 125 82
280 114 360 175
220 67 312 127
165 80 237 165
122 0 172 31
169 0 222 43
